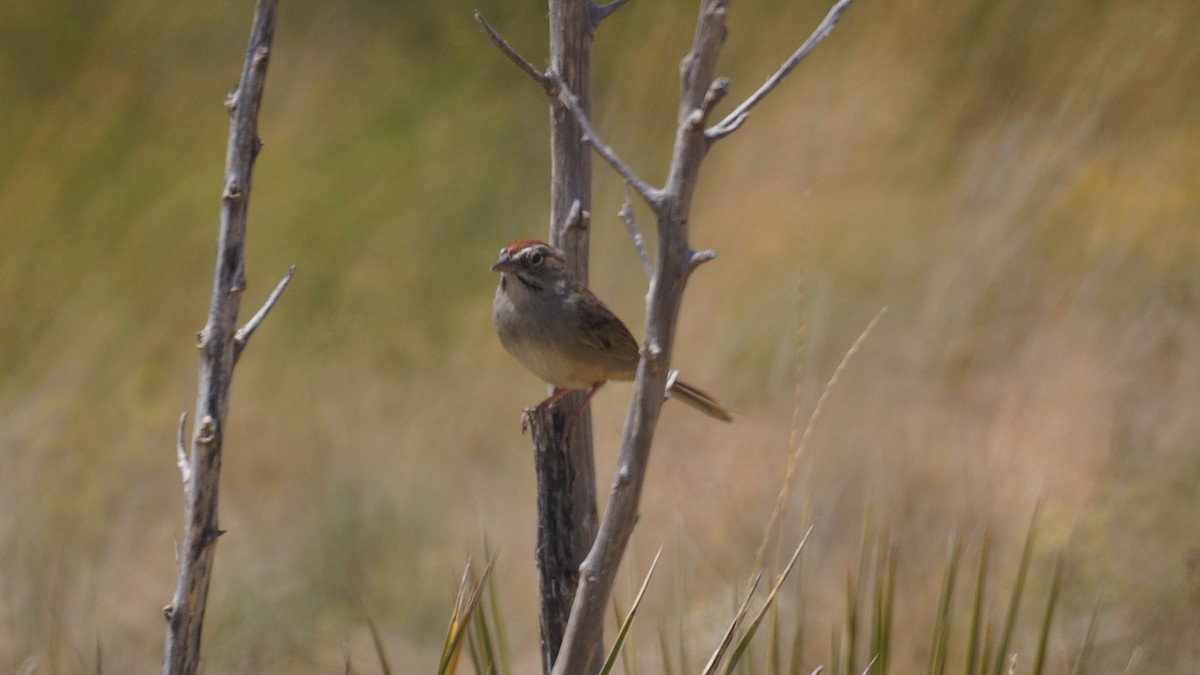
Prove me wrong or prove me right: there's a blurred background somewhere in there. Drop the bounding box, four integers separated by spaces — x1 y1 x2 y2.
2 0 1199 671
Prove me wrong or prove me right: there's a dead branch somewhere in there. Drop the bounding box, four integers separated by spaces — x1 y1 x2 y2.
161 2 289 673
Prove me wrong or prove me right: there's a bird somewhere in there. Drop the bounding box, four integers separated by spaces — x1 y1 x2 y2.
490 238 732 428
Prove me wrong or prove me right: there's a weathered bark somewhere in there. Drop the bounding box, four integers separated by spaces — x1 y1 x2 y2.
161 2 291 673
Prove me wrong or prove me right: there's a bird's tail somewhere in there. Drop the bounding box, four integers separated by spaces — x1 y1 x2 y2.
666 370 733 422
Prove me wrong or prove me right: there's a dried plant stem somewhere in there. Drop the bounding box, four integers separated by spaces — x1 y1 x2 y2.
752 307 887 575
161 2 290 673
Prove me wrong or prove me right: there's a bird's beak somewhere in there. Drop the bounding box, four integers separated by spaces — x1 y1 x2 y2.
490 250 515 273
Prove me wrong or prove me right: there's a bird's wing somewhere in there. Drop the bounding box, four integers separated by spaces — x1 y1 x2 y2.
570 285 640 360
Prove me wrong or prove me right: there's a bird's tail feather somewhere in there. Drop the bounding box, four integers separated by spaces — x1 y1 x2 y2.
666 371 733 422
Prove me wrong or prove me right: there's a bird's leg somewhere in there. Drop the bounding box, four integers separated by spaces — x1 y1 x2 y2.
561 382 603 441
522 386 575 433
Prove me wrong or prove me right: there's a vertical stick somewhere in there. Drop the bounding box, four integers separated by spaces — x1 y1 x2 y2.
162 2 282 673
534 2 602 671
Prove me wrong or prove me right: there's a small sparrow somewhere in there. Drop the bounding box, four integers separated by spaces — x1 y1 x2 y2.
491 239 732 426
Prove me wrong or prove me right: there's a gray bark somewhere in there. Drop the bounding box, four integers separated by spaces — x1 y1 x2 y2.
538 1 602 672
161 2 290 673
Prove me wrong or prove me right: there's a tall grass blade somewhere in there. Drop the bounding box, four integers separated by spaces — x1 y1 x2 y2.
964 530 991 675
769 602 783 675
928 534 963 675
482 538 511 675
1071 601 1101 675
990 505 1041 675
464 618 486 675
658 620 675 675
722 529 813 675
438 555 498 675
471 576 499 675
788 579 807 675
701 570 765 675
600 547 663 675
1030 557 1063 675
979 622 994 675
869 532 894 675
364 605 394 675
842 572 859 675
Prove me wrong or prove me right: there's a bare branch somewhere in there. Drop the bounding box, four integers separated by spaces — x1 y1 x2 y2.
701 77 730 117
163 2 282 673
475 11 556 93
175 412 190 486
553 76 662 210
591 0 633 25
559 199 586 234
234 264 296 363
618 184 653 278
688 248 718 273
708 0 857 141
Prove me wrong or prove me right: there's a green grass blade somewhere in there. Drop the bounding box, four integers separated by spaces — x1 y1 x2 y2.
482 539 511 675
722 529 813 675
701 570 765 675
964 531 991 675
439 555 498 675
1071 601 1101 675
1030 557 1063 675
991 505 1041 675
979 622 993 675
928 534 963 675
471 576 499 675
880 545 896 675
769 602 782 675
788 580 807 675
869 532 892 675
364 605 394 675
658 619 675 675
843 571 859 675
600 548 663 675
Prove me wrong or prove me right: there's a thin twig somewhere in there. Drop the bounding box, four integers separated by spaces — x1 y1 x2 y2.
475 11 555 93
687 248 717 273
234 264 295 362
591 0 634 25
618 184 653 278
708 0 857 141
559 199 586 234
553 76 661 210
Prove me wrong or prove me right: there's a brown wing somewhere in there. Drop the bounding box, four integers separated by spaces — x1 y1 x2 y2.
570 284 641 366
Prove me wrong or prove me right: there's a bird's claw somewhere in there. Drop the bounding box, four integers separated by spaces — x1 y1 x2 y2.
520 407 536 434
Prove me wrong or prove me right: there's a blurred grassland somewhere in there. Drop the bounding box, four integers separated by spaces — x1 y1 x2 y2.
2 0 1199 672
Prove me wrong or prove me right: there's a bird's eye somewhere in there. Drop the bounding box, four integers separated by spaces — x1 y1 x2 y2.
527 249 545 267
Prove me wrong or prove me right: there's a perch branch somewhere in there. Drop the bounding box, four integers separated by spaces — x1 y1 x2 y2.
475 11 556 93
551 1 857 672
551 1 731 672
708 0 856 141
233 264 295 363
162 2 282 673
618 184 653 278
